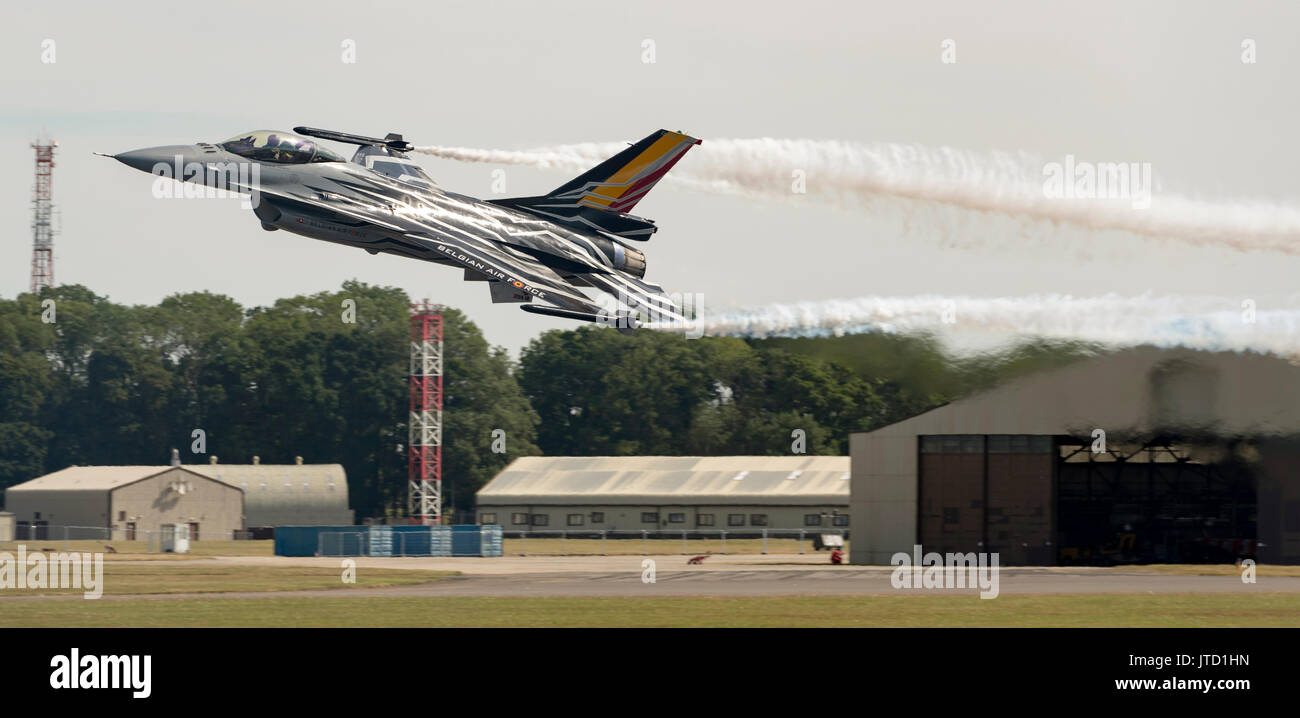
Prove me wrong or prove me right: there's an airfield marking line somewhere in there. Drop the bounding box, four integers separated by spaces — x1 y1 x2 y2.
2 569 1296 601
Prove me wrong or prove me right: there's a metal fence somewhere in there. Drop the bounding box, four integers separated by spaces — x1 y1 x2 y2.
315 527 501 558
501 528 848 556
3 525 843 557
4 524 256 548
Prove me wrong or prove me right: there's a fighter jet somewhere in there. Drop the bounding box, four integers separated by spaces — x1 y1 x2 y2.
107 126 701 331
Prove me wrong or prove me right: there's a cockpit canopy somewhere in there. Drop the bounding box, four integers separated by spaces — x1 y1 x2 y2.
220 130 346 164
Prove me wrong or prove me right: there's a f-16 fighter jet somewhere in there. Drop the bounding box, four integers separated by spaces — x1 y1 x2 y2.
107 127 700 331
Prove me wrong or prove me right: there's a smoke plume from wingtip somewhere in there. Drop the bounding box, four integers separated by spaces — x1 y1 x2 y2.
415 139 1300 254
650 294 1300 358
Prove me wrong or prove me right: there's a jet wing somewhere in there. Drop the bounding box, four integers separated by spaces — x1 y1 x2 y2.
400 230 608 316
249 176 673 324
578 270 686 324
243 181 605 315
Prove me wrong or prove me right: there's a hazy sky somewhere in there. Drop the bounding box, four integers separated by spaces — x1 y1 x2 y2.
2 1 1298 354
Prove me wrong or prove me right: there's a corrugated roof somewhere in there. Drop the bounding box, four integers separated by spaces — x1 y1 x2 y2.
5 465 190 492
183 464 344 488
184 465 352 527
5 463 353 527
6 464 345 495
477 456 850 506
857 347 1300 441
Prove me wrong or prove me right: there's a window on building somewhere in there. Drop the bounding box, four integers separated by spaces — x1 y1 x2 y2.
511 512 529 525
750 514 769 526
641 512 659 524
697 513 715 527
34 512 40 520
667 513 686 523
833 515 850 527
590 512 605 523
987 435 1054 454
118 511 126 522
480 513 497 525
804 514 823 526
921 435 986 454
727 514 745 527
530 514 549 527
567 514 584 526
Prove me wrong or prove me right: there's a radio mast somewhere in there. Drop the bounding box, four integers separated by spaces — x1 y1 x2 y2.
30 138 57 294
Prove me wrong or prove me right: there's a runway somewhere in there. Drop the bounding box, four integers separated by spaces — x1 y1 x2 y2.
3 554 1293 601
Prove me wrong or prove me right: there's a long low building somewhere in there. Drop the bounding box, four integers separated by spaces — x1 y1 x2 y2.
476 456 850 531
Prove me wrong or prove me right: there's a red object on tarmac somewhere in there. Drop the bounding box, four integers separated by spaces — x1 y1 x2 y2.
830 549 844 565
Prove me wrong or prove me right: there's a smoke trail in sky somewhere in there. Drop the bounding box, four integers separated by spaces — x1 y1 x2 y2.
415 139 1300 253
651 294 1300 357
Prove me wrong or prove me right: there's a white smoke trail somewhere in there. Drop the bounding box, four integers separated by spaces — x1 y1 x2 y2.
415 139 1300 253
654 294 1300 357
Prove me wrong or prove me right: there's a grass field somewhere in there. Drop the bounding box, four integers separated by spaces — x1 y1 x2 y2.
2 593 1296 627
0 539 275 559
0 563 454 596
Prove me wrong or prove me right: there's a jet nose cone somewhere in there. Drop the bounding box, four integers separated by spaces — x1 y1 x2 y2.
113 148 167 173
112 145 195 173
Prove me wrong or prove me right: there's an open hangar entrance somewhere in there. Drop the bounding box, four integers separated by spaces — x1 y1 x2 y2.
918 434 1259 565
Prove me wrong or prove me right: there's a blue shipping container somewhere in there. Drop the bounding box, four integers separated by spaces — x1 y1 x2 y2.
273 526 361 557
274 524 502 557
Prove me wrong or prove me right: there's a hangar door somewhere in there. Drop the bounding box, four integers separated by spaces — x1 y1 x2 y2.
918 435 1055 565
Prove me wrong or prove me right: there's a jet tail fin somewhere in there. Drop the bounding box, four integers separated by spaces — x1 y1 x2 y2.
487 129 700 241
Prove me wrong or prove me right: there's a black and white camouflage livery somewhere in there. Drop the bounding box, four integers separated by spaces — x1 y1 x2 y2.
109 127 701 331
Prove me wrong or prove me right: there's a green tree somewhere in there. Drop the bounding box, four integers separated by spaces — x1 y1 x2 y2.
519 327 714 455
440 308 539 521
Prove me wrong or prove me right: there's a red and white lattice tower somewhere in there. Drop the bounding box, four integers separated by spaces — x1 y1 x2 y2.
30 139 57 294
408 300 444 524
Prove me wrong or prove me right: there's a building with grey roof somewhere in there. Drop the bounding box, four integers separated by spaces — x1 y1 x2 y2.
476 456 849 531
852 347 1300 566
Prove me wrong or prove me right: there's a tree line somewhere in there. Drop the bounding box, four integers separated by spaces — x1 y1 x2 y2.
0 282 1097 520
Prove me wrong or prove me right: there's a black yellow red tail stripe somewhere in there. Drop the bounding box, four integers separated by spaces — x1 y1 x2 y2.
547 129 701 215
